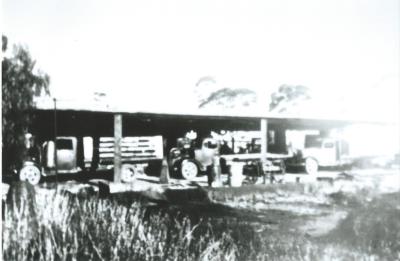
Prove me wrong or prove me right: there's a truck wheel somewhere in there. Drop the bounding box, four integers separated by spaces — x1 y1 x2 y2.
121 164 140 183
19 165 41 185
305 157 319 175
180 159 199 180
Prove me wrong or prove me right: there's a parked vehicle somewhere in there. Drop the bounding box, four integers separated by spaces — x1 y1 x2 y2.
98 136 163 182
19 135 164 185
169 137 219 180
286 135 352 174
222 136 289 178
169 136 287 180
222 153 287 178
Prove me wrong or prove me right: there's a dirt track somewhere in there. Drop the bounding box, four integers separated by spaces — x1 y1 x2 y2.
204 169 400 237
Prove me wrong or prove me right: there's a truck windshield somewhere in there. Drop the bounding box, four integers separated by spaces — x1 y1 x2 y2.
56 139 73 150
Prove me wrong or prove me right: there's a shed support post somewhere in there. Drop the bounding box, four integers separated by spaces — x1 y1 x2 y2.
260 119 268 184
213 155 222 187
114 114 122 183
159 138 170 184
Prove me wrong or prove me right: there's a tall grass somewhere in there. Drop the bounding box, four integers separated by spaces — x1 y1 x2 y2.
3 188 238 261
3 182 400 260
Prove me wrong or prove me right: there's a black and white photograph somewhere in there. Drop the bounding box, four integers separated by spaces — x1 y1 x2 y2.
2 0 399 260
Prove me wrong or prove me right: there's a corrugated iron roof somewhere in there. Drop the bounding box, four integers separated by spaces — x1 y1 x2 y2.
34 96 396 125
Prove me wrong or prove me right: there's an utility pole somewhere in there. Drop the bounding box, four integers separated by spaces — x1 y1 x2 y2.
114 114 122 182
53 98 58 188
260 119 268 184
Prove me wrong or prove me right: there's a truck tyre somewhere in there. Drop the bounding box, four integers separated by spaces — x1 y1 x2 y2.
180 159 199 180
19 164 41 185
305 157 319 175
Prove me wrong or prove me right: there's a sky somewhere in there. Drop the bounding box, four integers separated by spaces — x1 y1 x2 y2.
2 0 399 120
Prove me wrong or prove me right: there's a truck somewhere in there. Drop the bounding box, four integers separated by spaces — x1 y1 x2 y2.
168 137 219 180
18 135 164 185
168 135 289 180
286 134 353 174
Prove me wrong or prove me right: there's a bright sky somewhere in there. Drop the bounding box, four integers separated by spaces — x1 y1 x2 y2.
2 0 399 120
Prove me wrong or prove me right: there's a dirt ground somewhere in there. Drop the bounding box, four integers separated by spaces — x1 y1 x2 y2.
202 168 400 238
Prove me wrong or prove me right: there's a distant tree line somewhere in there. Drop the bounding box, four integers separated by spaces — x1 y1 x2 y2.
195 76 311 112
269 84 311 113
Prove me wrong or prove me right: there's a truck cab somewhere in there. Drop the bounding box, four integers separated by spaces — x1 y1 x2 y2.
301 135 351 174
169 137 219 180
19 136 80 185
44 137 80 173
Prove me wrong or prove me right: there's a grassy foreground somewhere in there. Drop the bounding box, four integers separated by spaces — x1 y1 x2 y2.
2 182 400 260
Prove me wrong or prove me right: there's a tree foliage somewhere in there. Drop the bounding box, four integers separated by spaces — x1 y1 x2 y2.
269 84 311 113
199 87 257 109
195 76 257 109
2 35 50 172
